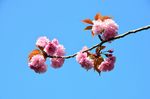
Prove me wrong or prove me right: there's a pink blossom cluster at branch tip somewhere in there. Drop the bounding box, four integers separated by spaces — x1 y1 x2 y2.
28 54 47 73
29 36 65 73
40 38 65 68
92 19 118 40
98 55 116 72
76 46 94 70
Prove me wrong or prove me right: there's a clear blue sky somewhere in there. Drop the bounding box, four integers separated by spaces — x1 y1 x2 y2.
0 0 150 99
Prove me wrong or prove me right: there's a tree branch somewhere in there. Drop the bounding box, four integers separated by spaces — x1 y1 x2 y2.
48 25 150 59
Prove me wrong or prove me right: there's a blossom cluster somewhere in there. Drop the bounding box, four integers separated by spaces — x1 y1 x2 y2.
76 46 94 70
75 13 118 73
93 19 118 40
28 36 65 73
83 13 118 41
76 46 116 73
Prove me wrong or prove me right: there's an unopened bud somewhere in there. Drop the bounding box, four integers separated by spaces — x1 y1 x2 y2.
105 54 113 57
107 49 114 53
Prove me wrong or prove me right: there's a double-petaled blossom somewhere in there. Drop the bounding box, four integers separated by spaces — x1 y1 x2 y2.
51 58 65 68
92 20 104 35
92 19 118 40
50 46 65 68
50 40 65 68
76 46 94 70
98 55 116 72
51 38 59 46
102 19 118 40
55 45 65 56
36 36 50 48
28 54 47 73
44 41 57 56
43 38 65 57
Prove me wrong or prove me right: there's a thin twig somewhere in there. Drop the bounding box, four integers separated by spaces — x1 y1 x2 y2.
48 25 150 59
98 35 103 41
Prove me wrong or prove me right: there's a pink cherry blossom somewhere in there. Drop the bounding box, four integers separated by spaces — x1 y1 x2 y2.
51 38 59 46
76 46 88 61
92 20 105 35
50 40 65 68
44 42 57 56
79 57 94 70
102 19 118 40
55 45 65 56
36 36 50 48
98 56 116 72
104 19 118 30
76 46 94 70
106 55 116 62
28 54 47 73
51 58 65 68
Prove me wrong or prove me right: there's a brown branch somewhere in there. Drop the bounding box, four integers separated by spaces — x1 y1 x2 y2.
48 25 150 59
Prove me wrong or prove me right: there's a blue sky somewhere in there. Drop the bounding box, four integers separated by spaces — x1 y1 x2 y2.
0 0 150 99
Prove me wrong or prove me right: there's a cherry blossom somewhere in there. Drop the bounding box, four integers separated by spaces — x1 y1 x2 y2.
50 44 65 68
28 54 47 73
36 36 50 48
76 46 94 70
92 20 104 35
44 42 57 56
51 58 65 68
102 19 118 40
98 56 116 72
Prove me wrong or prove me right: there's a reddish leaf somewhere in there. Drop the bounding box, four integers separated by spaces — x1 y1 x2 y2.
91 31 95 37
95 13 102 20
97 57 104 65
84 26 92 30
94 56 104 74
88 53 96 60
28 49 41 61
100 46 106 50
102 16 111 21
96 46 106 55
96 47 100 55
82 19 93 24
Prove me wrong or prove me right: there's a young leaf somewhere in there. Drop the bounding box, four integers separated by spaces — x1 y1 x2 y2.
96 46 106 55
95 13 102 20
96 47 100 55
28 49 41 61
82 19 93 24
84 26 92 30
102 16 111 21
91 31 95 37
94 56 104 73
87 53 96 59
100 46 106 50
